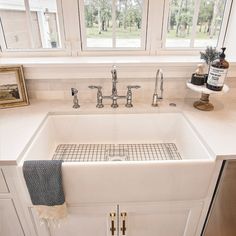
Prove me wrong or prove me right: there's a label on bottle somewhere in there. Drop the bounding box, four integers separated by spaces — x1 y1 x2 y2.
207 66 228 87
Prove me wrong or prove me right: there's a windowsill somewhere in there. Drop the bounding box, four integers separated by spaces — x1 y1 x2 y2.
1 56 236 79
1 55 236 66
0 55 201 66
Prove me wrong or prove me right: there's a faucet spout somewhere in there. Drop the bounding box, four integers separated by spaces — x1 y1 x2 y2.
111 65 117 80
111 65 118 96
152 69 164 107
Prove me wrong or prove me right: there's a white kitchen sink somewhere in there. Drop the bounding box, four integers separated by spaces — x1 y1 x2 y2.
20 112 215 204
22 112 211 161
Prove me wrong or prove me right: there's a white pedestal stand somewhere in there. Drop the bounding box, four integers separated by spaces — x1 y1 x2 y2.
186 82 229 111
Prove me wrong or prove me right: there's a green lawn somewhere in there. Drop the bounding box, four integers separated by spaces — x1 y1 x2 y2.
167 28 217 40
86 26 141 38
86 26 218 40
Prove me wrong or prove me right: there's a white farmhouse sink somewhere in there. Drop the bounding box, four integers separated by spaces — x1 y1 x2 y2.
20 112 215 204
23 112 211 161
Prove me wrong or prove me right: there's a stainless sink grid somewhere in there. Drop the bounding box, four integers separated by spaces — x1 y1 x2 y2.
52 143 181 162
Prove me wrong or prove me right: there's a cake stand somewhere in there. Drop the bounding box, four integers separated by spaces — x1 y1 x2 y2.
186 82 229 111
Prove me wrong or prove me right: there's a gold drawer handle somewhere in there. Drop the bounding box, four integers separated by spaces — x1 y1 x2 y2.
120 212 127 235
110 212 116 236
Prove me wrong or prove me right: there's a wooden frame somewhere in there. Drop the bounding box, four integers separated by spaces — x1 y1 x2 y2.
0 66 29 109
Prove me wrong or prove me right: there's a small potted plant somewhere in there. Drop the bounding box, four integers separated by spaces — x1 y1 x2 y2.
200 46 220 83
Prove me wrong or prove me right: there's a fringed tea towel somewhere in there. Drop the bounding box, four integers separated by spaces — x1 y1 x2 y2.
23 160 67 224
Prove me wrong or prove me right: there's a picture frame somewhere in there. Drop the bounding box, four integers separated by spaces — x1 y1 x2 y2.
0 65 29 109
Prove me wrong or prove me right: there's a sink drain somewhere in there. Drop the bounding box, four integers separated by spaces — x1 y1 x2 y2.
106 148 129 161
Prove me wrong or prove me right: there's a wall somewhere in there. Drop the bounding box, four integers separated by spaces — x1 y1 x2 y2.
26 76 236 105
0 57 228 103
225 0 236 59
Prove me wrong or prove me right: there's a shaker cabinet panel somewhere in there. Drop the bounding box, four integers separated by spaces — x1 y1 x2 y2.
0 199 24 236
30 202 203 236
0 169 9 193
119 202 203 236
49 205 117 236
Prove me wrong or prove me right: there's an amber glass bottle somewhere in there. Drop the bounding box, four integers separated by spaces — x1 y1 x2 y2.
206 48 229 91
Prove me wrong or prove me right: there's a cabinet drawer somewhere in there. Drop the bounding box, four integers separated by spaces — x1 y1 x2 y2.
0 168 9 193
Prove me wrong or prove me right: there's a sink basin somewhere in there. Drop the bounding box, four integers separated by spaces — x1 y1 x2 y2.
20 112 215 204
22 112 212 161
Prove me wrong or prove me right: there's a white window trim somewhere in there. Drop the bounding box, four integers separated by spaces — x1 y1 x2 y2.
0 0 70 57
0 0 233 57
219 0 233 46
24 0 35 48
1 56 236 80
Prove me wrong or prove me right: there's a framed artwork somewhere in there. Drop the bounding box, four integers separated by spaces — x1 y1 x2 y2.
0 66 29 108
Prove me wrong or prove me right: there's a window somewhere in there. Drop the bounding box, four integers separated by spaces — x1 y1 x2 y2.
0 0 62 50
0 0 232 56
164 0 230 48
79 0 148 50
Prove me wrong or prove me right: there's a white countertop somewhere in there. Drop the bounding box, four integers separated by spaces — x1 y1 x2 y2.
0 98 236 165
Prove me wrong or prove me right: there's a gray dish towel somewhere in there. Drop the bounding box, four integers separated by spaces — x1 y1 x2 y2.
23 160 65 206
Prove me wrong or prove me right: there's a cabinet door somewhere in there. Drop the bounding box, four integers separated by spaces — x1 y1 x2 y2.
119 202 203 236
0 199 24 236
0 169 9 193
49 205 117 236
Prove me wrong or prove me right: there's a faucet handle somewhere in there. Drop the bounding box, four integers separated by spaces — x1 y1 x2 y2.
88 85 104 108
127 85 141 90
88 85 102 90
125 85 141 108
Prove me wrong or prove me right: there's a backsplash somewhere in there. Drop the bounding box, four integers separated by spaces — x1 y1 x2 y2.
26 77 236 103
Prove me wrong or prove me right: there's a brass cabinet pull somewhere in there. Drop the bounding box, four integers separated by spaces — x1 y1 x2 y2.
120 212 127 235
110 213 116 236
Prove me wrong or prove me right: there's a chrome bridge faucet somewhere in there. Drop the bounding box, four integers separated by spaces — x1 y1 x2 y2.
89 65 140 108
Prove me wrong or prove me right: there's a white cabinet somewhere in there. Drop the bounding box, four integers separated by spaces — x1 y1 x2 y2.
119 202 203 236
0 168 9 193
0 168 25 236
49 205 117 236
0 199 24 236
34 201 203 236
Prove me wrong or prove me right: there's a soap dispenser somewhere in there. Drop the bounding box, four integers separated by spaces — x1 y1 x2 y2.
206 47 229 91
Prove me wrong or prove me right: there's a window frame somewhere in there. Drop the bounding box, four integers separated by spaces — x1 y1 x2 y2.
78 0 149 51
160 0 233 52
0 0 233 57
0 0 69 56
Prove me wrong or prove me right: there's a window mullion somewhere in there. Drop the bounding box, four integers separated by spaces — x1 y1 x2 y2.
56 0 65 49
140 0 149 50
0 18 7 50
219 0 233 47
161 0 171 50
62 0 82 55
78 0 87 50
112 0 116 48
190 0 201 48
24 0 35 48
